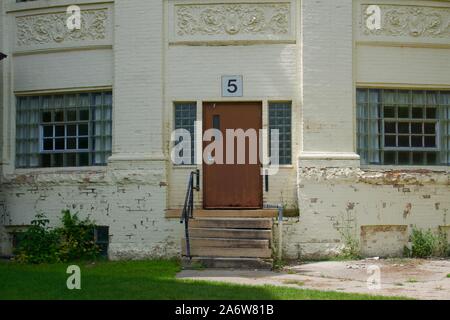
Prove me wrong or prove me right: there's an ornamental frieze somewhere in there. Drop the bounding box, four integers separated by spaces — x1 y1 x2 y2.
361 4 450 38
16 9 108 47
175 3 291 38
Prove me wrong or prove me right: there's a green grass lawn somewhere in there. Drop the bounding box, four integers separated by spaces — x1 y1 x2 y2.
0 260 403 300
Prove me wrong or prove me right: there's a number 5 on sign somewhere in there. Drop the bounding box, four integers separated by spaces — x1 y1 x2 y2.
222 75 243 97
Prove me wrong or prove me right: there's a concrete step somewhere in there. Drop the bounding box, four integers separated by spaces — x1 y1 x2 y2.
189 228 272 240
182 246 272 258
189 218 272 229
166 209 277 219
182 238 269 249
183 257 273 270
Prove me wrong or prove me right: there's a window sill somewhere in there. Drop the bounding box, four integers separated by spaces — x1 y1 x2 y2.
171 165 294 169
361 165 450 173
172 165 199 170
14 166 107 175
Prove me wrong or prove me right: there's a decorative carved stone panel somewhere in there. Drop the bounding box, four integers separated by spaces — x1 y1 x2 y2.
170 2 295 43
360 4 450 40
15 8 111 51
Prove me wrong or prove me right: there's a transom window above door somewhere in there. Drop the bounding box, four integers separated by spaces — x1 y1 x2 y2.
357 89 450 166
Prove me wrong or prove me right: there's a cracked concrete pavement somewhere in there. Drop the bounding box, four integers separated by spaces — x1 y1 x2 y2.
177 259 450 300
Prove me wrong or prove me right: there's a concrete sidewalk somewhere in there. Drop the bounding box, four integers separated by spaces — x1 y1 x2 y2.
177 259 450 300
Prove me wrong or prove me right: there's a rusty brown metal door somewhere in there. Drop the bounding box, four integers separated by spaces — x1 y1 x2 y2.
203 102 262 209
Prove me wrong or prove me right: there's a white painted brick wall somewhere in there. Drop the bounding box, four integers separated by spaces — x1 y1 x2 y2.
280 168 450 259
301 0 355 154
0 168 182 259
113 0 164 156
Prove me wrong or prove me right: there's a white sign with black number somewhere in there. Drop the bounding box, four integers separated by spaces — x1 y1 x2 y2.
222 75 243 97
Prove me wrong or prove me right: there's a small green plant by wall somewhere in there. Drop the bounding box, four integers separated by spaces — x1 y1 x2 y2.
404 227 449 258
336 205 361 260
14 210 102 264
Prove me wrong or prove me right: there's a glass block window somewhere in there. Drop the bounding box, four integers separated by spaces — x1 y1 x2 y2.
174 102 197 165
357 89 450 166
16 92 112 168
269 102 292 165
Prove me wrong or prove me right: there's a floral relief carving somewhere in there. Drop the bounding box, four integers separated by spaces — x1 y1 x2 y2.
16 9 108 47
175 3 290 38
362 5 450 38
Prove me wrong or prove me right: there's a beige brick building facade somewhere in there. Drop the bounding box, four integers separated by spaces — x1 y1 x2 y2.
1 0 449 260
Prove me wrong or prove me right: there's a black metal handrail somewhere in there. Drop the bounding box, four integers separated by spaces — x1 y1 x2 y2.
180 169 200 259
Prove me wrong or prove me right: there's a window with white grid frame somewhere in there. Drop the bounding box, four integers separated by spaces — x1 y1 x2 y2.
174 102 197 165
16 92 112 168
269 102 292 165
357 89 450 166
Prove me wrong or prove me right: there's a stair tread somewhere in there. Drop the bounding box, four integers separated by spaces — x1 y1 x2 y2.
189 228 272 240
182 237 269 248
192 218 272 221
189 219 273 229
183 257 273 270
166 209 277 219
189 227 272 231
188 237 269 242
182 246 272 258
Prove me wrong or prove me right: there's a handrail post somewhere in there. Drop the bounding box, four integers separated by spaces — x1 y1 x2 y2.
278 205 284 262
180 170 200 261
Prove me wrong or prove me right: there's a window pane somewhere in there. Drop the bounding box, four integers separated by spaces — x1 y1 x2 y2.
357 89 446 166
398 122 409 134
42 112 52 123
427 152 437 165
384 152 395 165
79 124 89 136
41 154 51 167
385 135 396 147
398 136 409 147
54 154 63 167
411 123 422 134
398 107 409 118
67 125 77 136
67 138 77 150
412 152 424 165
79 109 89 121
66 153 77 167
43 126 53 138
424 136 436 148
412 108 423 119
384 106 395 118
411 136 423 147
16 91 112 168
78 138 89 150
55 126 65 137
174 102 197 165
55 138 65 150
269 102 292 165
67 110 77 122
54 111 64 122
43 139 53 151
424 123 436 134
426 108 437 119
398 152 410 164
79 153 89 166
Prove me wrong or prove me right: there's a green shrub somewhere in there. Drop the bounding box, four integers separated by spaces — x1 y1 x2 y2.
14 213 60 264
14 210 100 264
410 227 449 258
58 210 100 262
